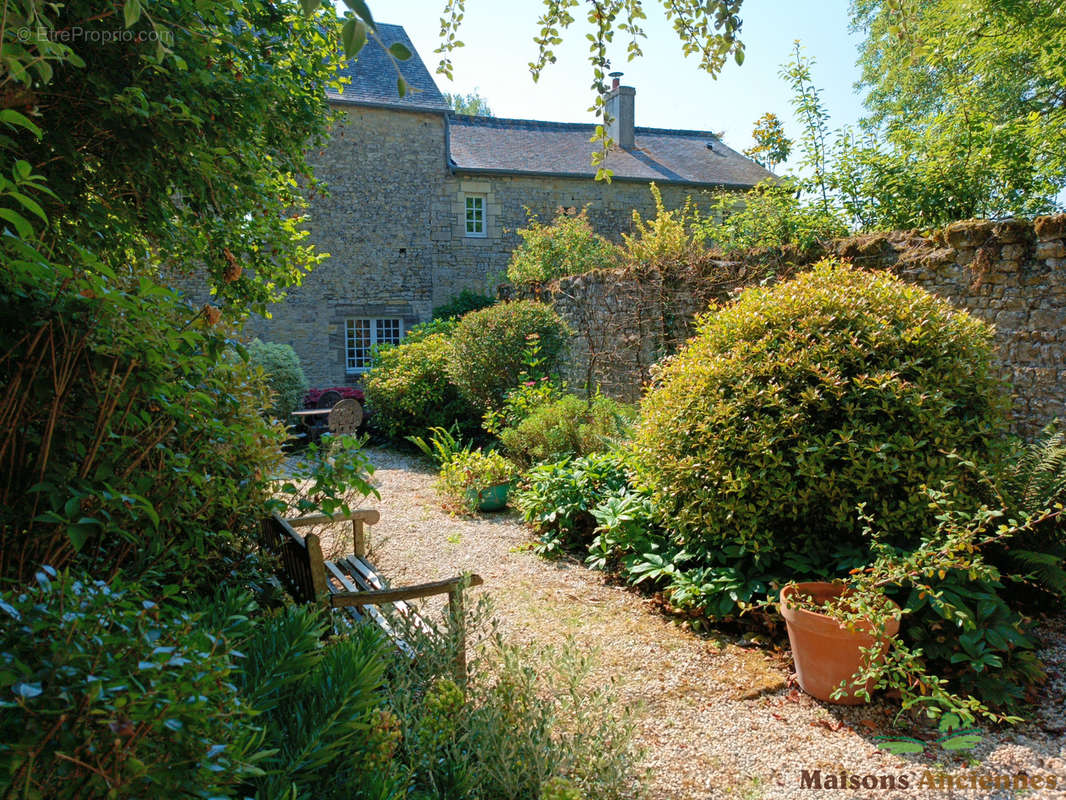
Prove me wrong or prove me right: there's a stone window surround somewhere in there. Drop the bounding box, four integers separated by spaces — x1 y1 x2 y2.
455 179 498 240
464 194 486 237
345 317 404 373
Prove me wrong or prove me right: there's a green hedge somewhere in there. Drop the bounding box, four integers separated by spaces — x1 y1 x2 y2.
248 338 309 420
432 289 496 321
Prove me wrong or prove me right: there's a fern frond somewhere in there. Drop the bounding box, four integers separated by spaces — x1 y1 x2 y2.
1007 548 1066 597
1007 423 1066 514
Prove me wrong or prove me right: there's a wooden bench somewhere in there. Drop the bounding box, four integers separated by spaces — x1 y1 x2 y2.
261 510 483 681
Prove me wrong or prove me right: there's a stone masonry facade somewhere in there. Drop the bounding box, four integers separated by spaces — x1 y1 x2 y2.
248 104 711 387
530 215 1066 436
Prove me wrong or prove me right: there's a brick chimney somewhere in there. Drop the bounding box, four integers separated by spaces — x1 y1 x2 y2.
606 72 635 150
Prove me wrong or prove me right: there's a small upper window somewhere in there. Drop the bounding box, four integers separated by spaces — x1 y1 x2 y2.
465 195 485 237
346 317 403 373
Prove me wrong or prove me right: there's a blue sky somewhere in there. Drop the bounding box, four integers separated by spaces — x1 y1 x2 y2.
390 0 868 172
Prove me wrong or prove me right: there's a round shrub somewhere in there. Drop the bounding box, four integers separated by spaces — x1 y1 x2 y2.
248 338 308 420
364 333 477 439
499 393 636 466
447 301 569 412
633 260 1009 560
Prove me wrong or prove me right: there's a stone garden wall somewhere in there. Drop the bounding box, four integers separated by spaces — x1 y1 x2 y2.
531 215 1066 436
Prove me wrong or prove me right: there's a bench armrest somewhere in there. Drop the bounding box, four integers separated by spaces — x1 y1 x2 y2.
287 509 381 527
330 574 483 608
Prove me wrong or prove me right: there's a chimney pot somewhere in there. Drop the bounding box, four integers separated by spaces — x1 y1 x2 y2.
605 82 635 150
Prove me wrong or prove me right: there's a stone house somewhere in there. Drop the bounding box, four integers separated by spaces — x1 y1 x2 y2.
251 23 773 387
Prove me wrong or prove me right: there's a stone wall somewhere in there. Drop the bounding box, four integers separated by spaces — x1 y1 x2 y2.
246 105 448 388
249 102 714 388
533 215 1066 436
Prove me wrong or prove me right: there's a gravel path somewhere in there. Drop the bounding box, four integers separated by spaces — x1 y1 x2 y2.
310 447 1066 800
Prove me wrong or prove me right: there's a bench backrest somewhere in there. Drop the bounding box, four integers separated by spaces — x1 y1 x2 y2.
260 513 328 603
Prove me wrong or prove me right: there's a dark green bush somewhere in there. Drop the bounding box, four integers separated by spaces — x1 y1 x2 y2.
507 209 620 286
0 261 283 590
365 333 478 439
433 289 497 321
248 338 309 420
233 605 395 800
634 260 1009 561
993 422 1066 601
447 301 569 413
899 571 1045 711
499 393 636 467
0 571 262 799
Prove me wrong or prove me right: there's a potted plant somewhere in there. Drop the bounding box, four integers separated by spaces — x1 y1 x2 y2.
776 492 1056 723
437 449 518 513
779 581 901 704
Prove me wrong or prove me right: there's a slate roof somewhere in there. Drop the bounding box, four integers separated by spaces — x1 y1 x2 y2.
447 115 774 188
328 23 774 188
328 23 450 112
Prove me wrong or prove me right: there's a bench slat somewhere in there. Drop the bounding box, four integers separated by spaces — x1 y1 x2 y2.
339 556 434 636
287 509 381 527
324 561 413 656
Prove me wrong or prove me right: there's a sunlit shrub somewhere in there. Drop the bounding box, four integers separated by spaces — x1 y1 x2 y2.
507 209 620 286
499 393 636 467
365 332 477 439
634 259 1009 560
447 301 569 413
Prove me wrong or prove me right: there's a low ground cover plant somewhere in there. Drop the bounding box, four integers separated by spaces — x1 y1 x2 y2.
438 449 519 514
514 451 634 553
381 599 642 800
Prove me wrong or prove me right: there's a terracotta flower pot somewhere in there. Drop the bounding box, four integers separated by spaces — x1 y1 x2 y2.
780 581 901 705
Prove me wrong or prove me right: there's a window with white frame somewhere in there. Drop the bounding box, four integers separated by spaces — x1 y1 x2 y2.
464 194 486 237
345 318 403 372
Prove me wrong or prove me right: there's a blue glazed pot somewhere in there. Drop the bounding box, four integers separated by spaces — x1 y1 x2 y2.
465 481 511 512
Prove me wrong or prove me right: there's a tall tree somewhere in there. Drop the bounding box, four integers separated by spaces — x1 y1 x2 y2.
847 0 1065 224
444 88 495 116
5 0 344 315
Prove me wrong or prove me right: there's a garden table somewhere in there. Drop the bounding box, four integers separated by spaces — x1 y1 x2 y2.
291 399 363 442
291 408 331 444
